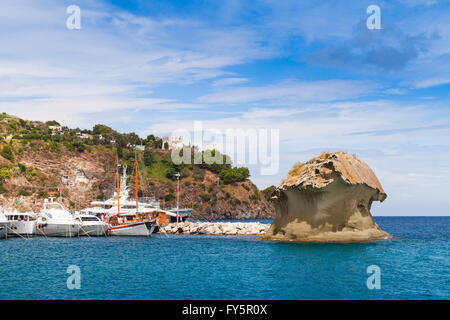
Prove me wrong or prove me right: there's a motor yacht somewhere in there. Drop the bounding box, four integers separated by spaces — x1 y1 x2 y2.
75 213 110 236
36 199 81 237
4 210 36 237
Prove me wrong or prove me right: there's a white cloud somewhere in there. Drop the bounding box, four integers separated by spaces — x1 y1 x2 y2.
0 0 281 127
414 77 450 88
383 88 406 95
198 80 378 104
212 78 249 87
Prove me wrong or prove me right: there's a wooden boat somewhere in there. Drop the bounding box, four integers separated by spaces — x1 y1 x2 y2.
106 148 157 236
108 214 156 236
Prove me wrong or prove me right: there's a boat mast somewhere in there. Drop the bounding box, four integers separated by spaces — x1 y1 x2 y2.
135 146 139 219
116 154 120 216
175 172 180 224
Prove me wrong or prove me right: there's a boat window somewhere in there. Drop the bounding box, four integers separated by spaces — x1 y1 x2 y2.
81 217 99 222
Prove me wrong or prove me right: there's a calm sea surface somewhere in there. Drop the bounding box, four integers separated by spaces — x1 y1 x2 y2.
0 217 448 300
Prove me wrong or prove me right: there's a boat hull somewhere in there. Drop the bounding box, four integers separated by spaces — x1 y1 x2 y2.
79 224 109 236
110 221 155 237
0 222 10 239
36 223 80 237
7 221 36 237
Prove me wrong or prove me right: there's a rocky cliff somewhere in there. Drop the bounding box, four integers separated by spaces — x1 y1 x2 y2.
263 151 391 242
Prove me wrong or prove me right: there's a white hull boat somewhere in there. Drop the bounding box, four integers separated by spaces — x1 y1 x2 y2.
110 220 155 236
79 224 109 236
36 199 81 238
4 211 36 237
0 223 9 239
36 222 80 237
75 214 110 236
0 213 9 239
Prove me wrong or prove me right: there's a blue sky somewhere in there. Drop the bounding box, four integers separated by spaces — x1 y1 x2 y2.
0 0 449 215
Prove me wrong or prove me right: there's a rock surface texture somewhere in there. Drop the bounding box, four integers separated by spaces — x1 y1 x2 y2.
158 221 270 236
263 151 391 242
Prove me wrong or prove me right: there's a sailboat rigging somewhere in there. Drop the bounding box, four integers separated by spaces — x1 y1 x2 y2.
105 147 157 236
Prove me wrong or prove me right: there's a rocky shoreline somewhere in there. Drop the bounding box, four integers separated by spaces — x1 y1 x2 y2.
157 221 271 236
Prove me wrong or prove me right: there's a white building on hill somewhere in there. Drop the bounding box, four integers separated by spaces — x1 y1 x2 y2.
162 136 183 150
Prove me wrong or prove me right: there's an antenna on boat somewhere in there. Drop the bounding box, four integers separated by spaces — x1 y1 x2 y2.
135 145 139 219
116 154 120 216
175 172 180 224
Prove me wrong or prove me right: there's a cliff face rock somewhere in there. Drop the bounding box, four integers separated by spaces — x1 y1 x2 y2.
0 143 115 211
147 170 274 220
263 151 391 242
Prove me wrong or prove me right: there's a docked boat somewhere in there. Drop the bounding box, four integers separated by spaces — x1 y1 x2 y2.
4 210 36 237
108 214 156 236
75 213 110 236
36 199 81 237
79 166 162 219
166 207 193 223
80 160 193 226
0 211 10 239
104 149 157 236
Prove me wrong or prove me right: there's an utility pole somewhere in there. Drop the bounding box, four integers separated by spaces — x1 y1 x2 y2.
175 172 180 225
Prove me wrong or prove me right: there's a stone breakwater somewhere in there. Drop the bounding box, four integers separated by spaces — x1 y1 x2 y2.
158 221 271 236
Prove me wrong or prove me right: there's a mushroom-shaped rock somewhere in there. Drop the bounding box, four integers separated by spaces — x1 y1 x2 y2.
263 151 391 242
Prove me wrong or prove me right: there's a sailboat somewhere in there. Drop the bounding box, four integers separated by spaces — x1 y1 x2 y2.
106 147 157 236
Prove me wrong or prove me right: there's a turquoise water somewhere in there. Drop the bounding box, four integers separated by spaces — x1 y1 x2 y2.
0 217 448 300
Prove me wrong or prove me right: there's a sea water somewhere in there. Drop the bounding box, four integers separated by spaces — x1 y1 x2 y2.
0 217 448 299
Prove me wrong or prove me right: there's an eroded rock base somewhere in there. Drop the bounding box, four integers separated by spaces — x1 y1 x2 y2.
263 174 392 242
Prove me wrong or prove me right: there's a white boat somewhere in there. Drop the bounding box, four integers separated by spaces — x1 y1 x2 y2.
0 211 10 239
36 199 81 237
75 213 110 236
4 210 36 237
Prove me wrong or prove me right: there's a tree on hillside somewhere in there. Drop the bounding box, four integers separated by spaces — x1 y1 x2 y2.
155 138 163 149
219 166 250 184
45 120 60 126
143 146 156 167
0 145 14 161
